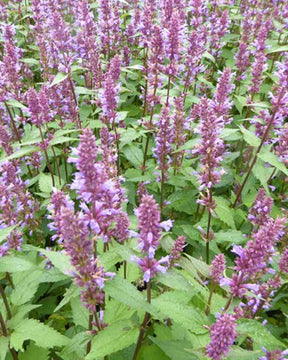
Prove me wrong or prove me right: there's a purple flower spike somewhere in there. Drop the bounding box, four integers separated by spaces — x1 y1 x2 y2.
137 194 161 255
210 254 226 283
206 313 237 360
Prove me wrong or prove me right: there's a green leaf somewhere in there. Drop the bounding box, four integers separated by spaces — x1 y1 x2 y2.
150 338 198 360
258 150 288 175
1 146 39 162
156 268 194 292
38 248 72 275
58 332 89 360
226 347 262 360
214 230 246 246
267 45 288 54
38 173 62 193
239 125 260 147
104 277 151 313
152 291 208 334
214 197 236 229
0 337 9 360
0 225 16 244
5 99 28 110
19 343 49 360
71 297 90 328
252 159 272 193
0 255 36 273
237 319 285 350
11 270 43 306
50 73 68 87
234 96 247 114
74 86 96 95
19 58 40 66
54 284 80 312
86 320 138 359
122 145 143 167
10 318 70 351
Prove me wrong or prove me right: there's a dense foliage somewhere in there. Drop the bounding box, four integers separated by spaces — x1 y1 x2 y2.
0 0 288 359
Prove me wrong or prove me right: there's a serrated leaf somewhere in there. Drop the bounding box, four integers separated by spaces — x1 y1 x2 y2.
150 338 198 360
1 146 39 162
214 197 236 229
74 86 96 95
104 277 151 313
58 332 89 360
54 284 80 312
267 45 288 54
0 337 9 360
156 268 194 292
50 73 68 87
86 320 138 359
71 297 89 328
19 343 49 360
10 318 70 351
122 145 143 167
258 150 288 175
11 270 43 306
237 319 285 350
252 159 272 193
226 347 262 360
39 248 72 275
0 255 36 272
214 230 246 246
6 99 28 110
152 292 207 334
239 125 260 147
38 173 62 193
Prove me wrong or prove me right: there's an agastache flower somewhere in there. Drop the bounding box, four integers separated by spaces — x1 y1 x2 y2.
213 68 234 119
193 98 225 195
137 194 161 256
248 188 273 227
259 348 288 360
59 207 114 312
279 248 288 274
153 106 173 182
206 313 237 360
171 97 187 171
0 161 38 256
210 254 226 283
169 236 186 265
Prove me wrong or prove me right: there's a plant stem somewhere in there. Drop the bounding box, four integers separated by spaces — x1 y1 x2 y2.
38 126 55 187
68 73 82 129
0 310 18 360
205 281 215 316
132 281 151 360
86 314 93 355
206 188 213 264
0 285 11 319
233 89 284 208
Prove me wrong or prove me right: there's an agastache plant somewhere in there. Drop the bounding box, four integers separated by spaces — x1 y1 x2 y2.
193 98 225 263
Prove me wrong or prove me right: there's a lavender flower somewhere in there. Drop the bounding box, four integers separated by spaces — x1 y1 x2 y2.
172 97 187 171
279 248 288 274
206 313 237 360
59 207 114 312
213 68 234 119
193 98 225 200
210 254 226 283
259 348 288 360
153 106 173 182
234 217 286 278
0 161 38 256
248 188 273 227
137 194 161 256
169 236 186 265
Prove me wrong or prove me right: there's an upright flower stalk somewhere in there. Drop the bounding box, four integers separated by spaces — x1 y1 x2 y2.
193 98 225 263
